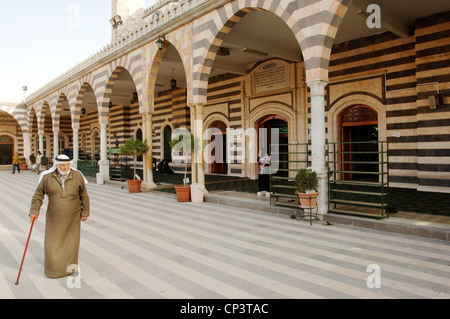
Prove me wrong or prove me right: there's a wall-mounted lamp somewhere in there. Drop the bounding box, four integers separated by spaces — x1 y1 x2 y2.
22 86 28 102
170 68 177 89
132 92 138 101
110 15 123 30
156 35 165 50
217 47 230 56
81 108 86 116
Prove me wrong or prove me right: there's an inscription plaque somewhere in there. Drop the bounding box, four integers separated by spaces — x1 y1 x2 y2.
253 60 289 93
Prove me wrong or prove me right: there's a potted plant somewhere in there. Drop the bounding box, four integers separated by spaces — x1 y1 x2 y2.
20 157 28 170
294 168 319 208
119 138 149 193
169 133 195 202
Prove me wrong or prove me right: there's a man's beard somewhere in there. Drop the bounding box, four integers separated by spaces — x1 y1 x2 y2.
57 167 70 177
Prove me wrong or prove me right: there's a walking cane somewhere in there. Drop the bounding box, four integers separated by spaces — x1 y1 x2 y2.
15 216 37 285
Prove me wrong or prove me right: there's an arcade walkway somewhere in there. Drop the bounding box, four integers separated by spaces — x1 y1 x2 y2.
0 169 449 299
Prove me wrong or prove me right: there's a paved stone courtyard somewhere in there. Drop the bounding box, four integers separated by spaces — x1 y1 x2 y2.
1 170 449 300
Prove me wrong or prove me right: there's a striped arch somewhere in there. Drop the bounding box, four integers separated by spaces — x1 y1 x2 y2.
148 39 170 113
191 0 351 104
148 30 194 109
110 52 144 111
192 5 263 104
97 66 124 124
97 60 141 123
26 106 38 136
7 103 28 135
73 82 96 129
54 93 69 133
38 102 51 135
291 0 351 81
148 33 193 111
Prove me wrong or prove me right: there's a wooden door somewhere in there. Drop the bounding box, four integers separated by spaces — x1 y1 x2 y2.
340 105 378 181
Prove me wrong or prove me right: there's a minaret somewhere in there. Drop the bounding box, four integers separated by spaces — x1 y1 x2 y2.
111 0 146 42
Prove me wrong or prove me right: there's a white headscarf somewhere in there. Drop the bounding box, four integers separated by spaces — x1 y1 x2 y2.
38 154 88 184
260 154 271 165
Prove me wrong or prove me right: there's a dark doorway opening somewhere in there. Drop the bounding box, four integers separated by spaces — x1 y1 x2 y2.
340 105 379 181
210 121 227 174
0 136 14 165
258 116 288 177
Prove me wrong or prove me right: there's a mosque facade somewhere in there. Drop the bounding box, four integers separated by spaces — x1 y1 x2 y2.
1 0 449 215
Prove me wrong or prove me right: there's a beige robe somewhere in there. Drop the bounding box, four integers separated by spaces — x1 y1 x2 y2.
30 169 90 278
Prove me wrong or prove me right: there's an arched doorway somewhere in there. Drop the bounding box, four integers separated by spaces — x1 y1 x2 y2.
209 121 227 174
136 128 143 162
258 115 288 177
340 105 379 181
163 126 172 162
91 129 100 161
0 135 14 164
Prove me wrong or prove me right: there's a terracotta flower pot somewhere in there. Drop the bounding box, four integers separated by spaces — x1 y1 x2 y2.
298 192 319 208
174 185 191 202
20 164 28 171
127 179 142 193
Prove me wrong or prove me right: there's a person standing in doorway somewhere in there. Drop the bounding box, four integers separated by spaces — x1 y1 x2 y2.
29 154 90 278
12 152 21 174
257 148 271 196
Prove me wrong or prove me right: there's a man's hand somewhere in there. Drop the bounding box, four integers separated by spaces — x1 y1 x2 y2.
29 215 38 222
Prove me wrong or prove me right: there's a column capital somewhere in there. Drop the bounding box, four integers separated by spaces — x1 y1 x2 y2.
305 79 328 96
195 104 204 114
188 103 205 108
144 112 153 121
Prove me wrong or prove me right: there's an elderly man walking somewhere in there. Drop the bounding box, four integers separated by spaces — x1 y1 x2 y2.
29 154 90 279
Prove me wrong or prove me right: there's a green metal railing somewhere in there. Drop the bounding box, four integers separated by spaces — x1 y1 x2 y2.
327 141 389 219
77 160 99 178
269 143 311 208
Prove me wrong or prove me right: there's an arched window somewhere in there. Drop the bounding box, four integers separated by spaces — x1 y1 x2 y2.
341 105 377 125
136 128 143 162
209 121 227 174
0 135 14 165
163 126 172 162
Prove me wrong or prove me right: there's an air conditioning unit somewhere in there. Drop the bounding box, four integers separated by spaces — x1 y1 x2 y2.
428 95 437 109
428 93 445 109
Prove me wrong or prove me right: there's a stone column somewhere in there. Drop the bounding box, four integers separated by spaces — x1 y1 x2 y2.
189 105 197 184
306 79 328 214
142 113 156 190
39 134 44 155
98 122 109 184
142 114 148 182
23 133 31 165
53 131 59 157
195 104 207 194
73 128 79 169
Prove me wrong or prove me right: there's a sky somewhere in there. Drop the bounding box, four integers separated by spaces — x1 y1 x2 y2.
0 0 155 102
